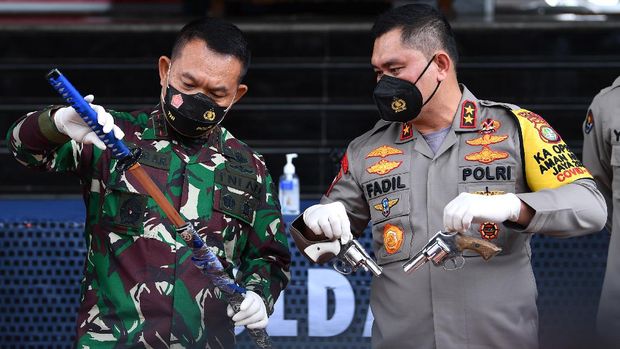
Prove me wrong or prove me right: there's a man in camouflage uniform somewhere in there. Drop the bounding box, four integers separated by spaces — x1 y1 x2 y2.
7 18 290 348
293 5 606 349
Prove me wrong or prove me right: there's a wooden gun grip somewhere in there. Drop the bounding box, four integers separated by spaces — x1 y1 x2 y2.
455 234 502 260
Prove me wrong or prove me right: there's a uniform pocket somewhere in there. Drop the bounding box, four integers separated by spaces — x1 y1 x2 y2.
102 159 165 236
371 215 414 266
101 189 148 235
456 182 517 256
611 145 620 199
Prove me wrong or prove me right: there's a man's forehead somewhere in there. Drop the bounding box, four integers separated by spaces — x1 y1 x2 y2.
174 47 241 81
372 32 422 66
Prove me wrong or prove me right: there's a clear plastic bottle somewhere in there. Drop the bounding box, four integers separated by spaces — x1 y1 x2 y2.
279 153 300 215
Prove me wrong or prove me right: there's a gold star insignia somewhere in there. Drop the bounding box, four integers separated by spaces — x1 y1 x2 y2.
464 105 475 115
463 115 474 124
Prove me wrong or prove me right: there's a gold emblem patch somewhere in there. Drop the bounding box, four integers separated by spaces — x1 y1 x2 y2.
383 224 404 254
391 98 407 113
473 187 505 196
203 110 216 121
366 159 402 175
465 147 509 164
367 145 404 158
465 119 509 164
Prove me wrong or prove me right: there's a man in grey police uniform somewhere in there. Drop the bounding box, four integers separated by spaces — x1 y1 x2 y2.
293 4 607 349
581 76 620 345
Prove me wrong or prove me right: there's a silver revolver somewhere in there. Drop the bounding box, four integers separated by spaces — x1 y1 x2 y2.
403 231 502 273
290 219 382 277
333 239 383 276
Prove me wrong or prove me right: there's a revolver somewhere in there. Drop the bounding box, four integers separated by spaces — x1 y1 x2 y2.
290 218 383 277
403 231 502 273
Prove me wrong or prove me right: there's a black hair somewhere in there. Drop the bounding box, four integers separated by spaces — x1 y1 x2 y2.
171 17 251 81
371 4 458 66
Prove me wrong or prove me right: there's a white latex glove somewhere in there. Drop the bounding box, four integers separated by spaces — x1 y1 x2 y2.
226 290 268 329
303 201 353 244
443 192 522 233
53 94 124 150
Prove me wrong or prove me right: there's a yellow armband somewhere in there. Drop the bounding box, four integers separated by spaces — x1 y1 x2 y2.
512 109 592 191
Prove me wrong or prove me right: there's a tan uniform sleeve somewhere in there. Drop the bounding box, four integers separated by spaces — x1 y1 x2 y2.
508 109 606 236
582 98 613 232
319 146 371 237
514 179 606 237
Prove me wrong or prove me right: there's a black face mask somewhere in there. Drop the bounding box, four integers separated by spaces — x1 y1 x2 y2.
373 55 440 123
162 84 233 138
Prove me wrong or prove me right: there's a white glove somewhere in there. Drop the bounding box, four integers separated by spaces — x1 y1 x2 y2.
53 94 124 150
443 192 522 233
226 290 268 329
303 201 353 244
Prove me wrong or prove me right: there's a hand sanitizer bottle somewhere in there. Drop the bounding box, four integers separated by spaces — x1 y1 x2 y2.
279 153 300 215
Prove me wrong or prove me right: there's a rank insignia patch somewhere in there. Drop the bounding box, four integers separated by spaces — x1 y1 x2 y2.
479 222 499 240
584 110 594 134
465 119 509 164
366 159 402 175
400 121 413 141
383 224 404 254
367 145 404 158
373 197 399 217
460 100 477 129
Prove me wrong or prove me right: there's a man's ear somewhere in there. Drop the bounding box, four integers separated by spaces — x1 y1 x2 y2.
233 84 248 104
434 51 452 81
158 56 171 87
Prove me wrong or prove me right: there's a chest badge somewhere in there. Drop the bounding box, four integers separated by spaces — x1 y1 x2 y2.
383 224 404 254
472 187 505 196
367 159 402 175
373 197 399 217
465 118 509 164
367 145 403 158
479 222 499 240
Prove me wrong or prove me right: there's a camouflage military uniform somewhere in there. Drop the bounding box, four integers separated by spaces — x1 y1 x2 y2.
7 105 291 348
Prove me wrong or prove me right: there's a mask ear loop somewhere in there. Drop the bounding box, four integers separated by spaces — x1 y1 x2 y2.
416 54 441 107
413 54 437 85
215 89 238 128
160 63 172 108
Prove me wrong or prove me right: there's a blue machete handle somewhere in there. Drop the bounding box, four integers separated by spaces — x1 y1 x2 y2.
46 68 131 159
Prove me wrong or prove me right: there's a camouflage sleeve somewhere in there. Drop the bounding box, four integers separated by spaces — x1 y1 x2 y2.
6 107 84 173
236 156 291 314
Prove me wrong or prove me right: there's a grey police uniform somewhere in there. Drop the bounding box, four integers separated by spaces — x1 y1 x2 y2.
298 86 605 349
581 76 620 344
